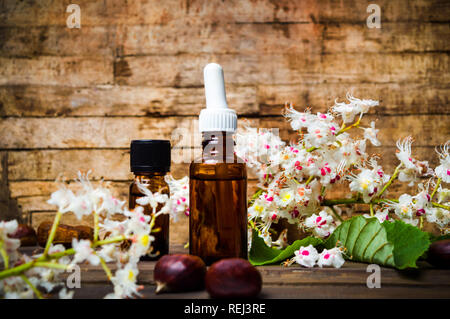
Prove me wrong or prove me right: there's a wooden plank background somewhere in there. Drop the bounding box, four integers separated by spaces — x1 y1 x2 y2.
0 0 449 244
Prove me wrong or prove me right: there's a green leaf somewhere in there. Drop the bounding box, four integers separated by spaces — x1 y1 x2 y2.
382 220 430 269
325 216 430 269
249 229 323 266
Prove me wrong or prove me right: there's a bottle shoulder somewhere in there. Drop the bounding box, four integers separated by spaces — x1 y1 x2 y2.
190 160 247 180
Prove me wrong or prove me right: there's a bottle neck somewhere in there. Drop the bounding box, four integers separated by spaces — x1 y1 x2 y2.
201 131 235 163
133 171 166 181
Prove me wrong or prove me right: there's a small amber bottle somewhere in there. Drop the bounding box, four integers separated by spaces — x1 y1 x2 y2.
189 63 248 264
129 140 171 260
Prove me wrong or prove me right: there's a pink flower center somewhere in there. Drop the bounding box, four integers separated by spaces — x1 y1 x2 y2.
323 253 330 260
301 250 310 256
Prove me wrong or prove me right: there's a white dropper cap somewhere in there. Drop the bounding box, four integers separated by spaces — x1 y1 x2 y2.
199 63 237 133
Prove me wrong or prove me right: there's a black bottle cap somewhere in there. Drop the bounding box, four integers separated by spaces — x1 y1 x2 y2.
130 140 171 173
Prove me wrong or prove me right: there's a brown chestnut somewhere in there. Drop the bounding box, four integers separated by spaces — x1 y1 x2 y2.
154 254 206 294
427 239 450 268
8 224 37 246
205 258 262 298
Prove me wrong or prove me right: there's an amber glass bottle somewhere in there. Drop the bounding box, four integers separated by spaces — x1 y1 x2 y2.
129 140 171 260
190 132 247 264
189 63 247 265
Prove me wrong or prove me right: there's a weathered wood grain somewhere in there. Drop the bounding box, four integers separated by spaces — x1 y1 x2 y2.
1 22 447 60
73 258 450 287
69 283 450 299
323 23 450 53
0 85 258 116
257 83 450 115
1 0 448 27
0 56 113 86
118 22 450 56
1 82 448 117
113 53 450 87
1 115 448 149
0 26 115 57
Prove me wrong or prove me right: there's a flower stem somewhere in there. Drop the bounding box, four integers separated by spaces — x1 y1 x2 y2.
93 211 100 243
369 203 374 217
329 206 344 223
0 235 126 281
34 262 70 270
378 164 402 198
430 178 441 201
322 197 450 211
336 118 361 136
93 236 127 248
42 211 63 258
21 274 44 299
0 244 9 270
98 255 113 280
305 176 314 186
432 202 450 210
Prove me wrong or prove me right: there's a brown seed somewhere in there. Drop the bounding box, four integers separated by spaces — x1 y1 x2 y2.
154 254 206 294
205 258 262 298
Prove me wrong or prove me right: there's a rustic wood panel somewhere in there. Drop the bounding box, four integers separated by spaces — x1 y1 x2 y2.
1 0 449 27
69 283 450 299
1 22 448 60
258 83 450 115
0 26 115 57
113 53 450 87
0 56 113 86
0 85 258 116
1 82 448 117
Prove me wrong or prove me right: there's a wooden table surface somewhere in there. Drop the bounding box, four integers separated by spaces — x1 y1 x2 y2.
21 245 450 299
